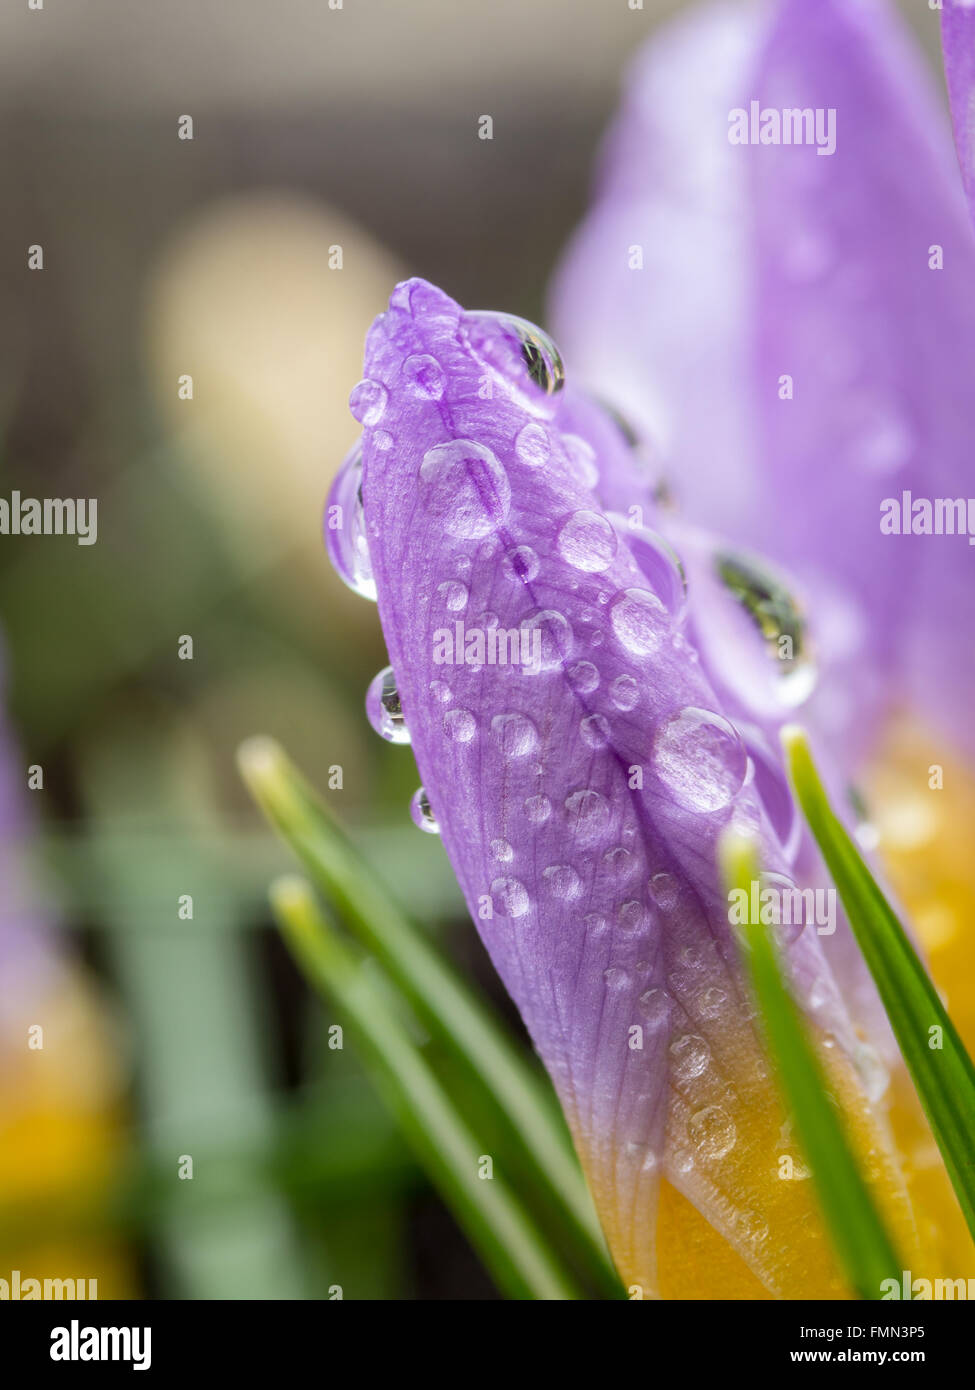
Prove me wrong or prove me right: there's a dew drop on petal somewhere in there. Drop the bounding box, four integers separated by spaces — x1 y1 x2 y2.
515 421 550 467
652 708 747 813
640 987 672 1029
462 311 565 399
409 786 440 834
567 660 599 694
437 579 469 612
491 877 530 918
349 378 388 426
365 666 410 743
491 712 538 758
688 1105 736 1160
324 442 376 601
429 678 452 704
557 509 617 572
610 588 669 656
491 838 514 863
502 545 540 583
443 707 476 743
670 1033 711 1082
520 609 573 671
619 900 651 933
419 439 511 539
542 864 583 900
524 794 552 825
611 516 687 620
403 353 445 400
610 674 639 711
713 550 817 710
580 713 610 749
564 788 610 844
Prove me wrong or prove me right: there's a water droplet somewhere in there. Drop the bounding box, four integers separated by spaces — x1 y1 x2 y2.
403 353 445 400
610 588 669 656
612 517 687 620
562 435 600 489
349 378 388 426
584 912 609 937
520 610 573 671
491 877 530 918
410 786 440 834
429 678 452 704
542 864 583 900
580 713 610 749
514 421 550 467
653 708 747 813
419 439 511 539
437 579 469 613
557 508 617 573
524 794 552 825
492 712 538 758
759 871 808 945
365 666 410 743
640 987 672 1028
443 707 476 743
564 788 610 844
567 660 599 694
689 1105 736 1160
697 986 727 1021
649 872 678 909
491 838 514 862
713 551 817 710
502 545 540 583
373 428 394 452
603 965 629 989
324 443 376 601
463 311 564 400
603 846 634 878
670 1033 710 1082
619 900 651 933
808 977 830 1010
609 674 639 711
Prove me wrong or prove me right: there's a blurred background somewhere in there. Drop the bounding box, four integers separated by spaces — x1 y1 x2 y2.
0 0 936 1299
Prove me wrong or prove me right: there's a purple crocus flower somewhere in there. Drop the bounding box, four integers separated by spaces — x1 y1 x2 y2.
329 278 924 1296
550 0 975 767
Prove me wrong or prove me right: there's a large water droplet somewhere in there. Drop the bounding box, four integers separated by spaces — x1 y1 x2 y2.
419 439 511 539
564 788 610 844
491 712 538 758
714 551 817 709
349 378 388 426
410 786 440 834
365 666 410 743
324 443 376 601
609 674 639 711
463 311 565 401
558 509 618 573
653 708 747 813
688 1105 736 1160
611 588 669 657
611 517 687 621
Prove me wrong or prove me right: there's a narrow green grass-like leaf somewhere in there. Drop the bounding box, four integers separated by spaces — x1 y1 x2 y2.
269 874 582 1300
238 736 621 1297
782 724 975 1242
720 832 903 1300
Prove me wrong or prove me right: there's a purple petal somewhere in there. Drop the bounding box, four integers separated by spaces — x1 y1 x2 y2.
551 0 975 763
353 276 888 1290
